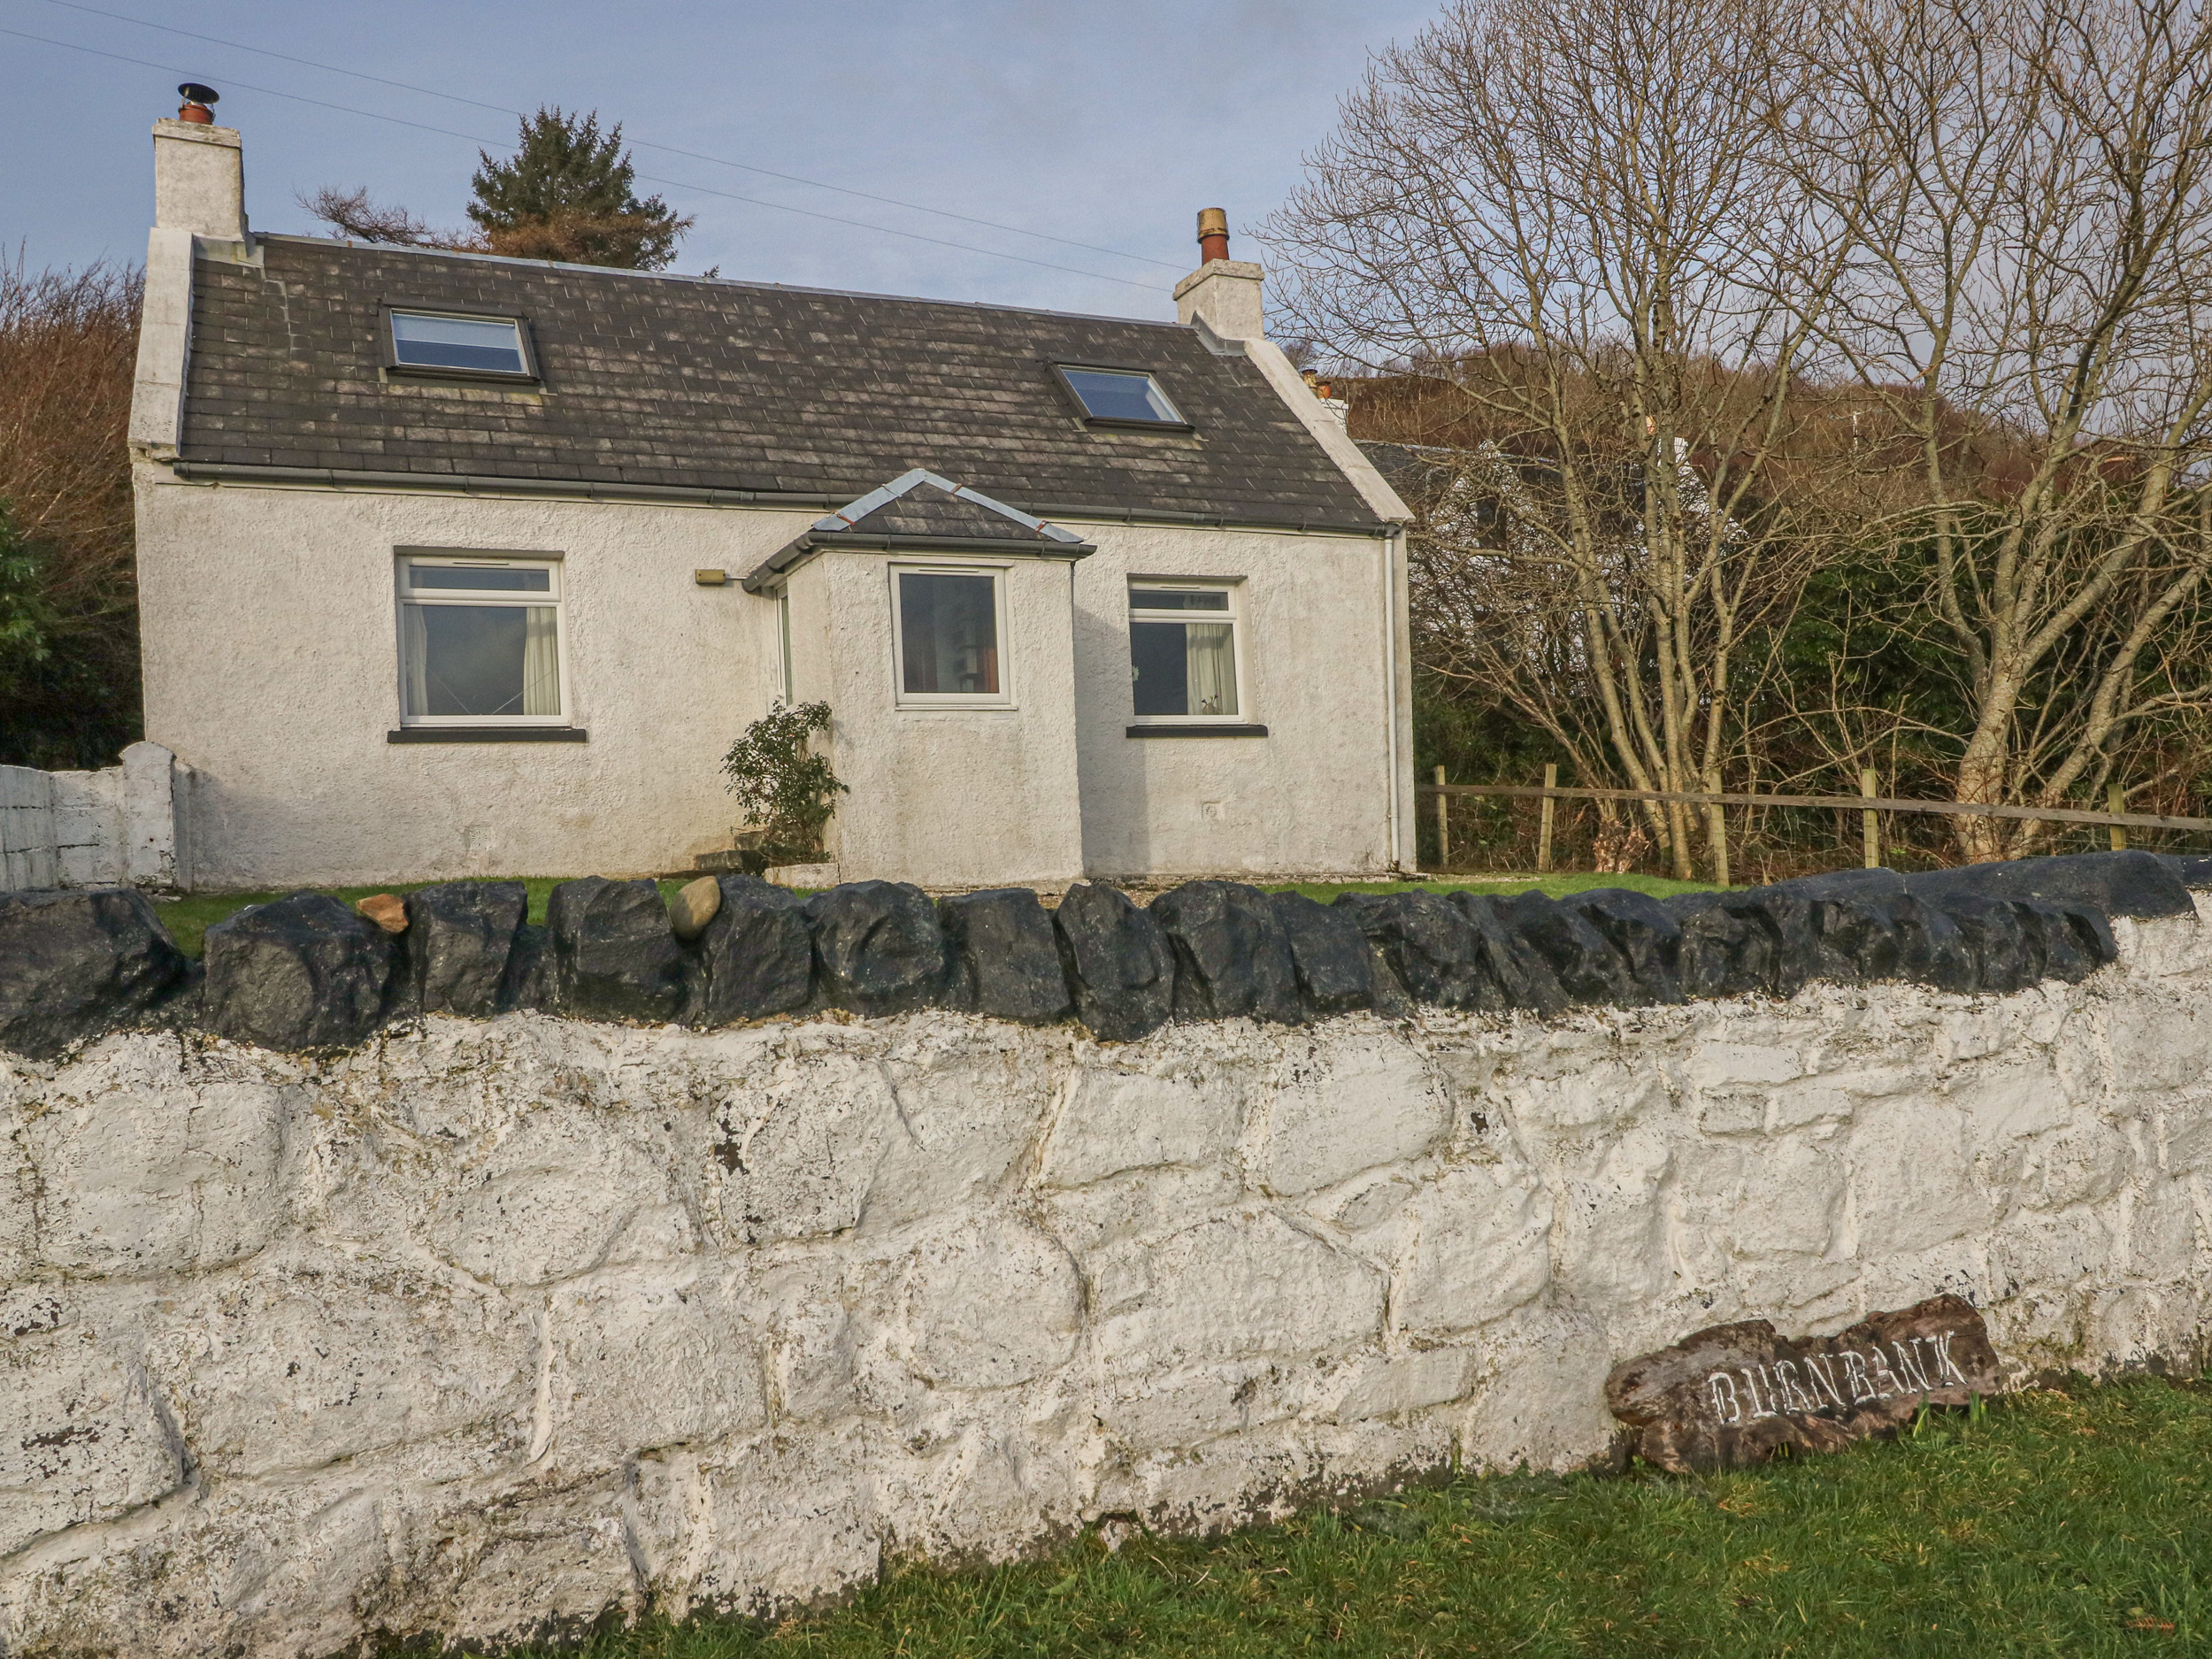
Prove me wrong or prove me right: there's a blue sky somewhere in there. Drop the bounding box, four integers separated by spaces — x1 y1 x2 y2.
4 0 1432 319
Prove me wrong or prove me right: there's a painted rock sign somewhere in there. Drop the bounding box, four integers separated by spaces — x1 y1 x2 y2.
1604 1294 2001 1472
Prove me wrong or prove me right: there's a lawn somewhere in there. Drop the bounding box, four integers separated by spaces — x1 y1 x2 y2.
151 872 1716 957
400 1376 2212 1658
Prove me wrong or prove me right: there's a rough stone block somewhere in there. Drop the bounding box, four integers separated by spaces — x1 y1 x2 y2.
1261 1037 1447 1194
544 878 687 1023
0 887 187 1059
425 1114 695 1288
1149 880 1300 1024
898 1218 1082 1389
1092 1212 1386 1372
1504 890 1637 1006
0 1337 183 1556
805 880 949 1017
1053 881 1175 1041
1394 1165 1553 1336
1910 849 2193 920
1448 893 1571 1014
940 887 1072 1024
1266 891 1375 1018
403 880 526 1018
546 1274 764 1464
1331 1349 1478 1422
29 1073 287 1275
1041 1068 1239 1187
170 1252 534 1478
716 1048 903 1245
202 891 396 1050
1566 887 1683 1002
1334 891 1509 1010
690 875 813 1025
1668 890 1798 1000
1937 896 2041 994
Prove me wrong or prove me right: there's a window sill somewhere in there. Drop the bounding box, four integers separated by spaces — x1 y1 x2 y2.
1125 723 1269 738
383 365 543 388
388 726 588 743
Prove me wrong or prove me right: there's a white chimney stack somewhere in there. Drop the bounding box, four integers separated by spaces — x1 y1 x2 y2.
1173 207 1263 341
152 84 246 242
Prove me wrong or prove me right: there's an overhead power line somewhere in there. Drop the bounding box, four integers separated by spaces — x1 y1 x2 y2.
31 0 1185 271
0 24 1166 291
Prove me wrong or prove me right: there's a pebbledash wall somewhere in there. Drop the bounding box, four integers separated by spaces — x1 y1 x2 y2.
6 900 2212 1656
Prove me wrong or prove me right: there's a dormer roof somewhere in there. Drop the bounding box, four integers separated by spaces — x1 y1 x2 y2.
742 469 1094 592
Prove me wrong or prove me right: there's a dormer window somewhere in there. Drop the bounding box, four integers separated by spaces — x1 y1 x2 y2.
1054 365 1190 429
384 308 537 380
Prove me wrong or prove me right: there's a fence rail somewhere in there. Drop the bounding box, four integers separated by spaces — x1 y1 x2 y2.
1417 782 2212 834
1419 776 2210 878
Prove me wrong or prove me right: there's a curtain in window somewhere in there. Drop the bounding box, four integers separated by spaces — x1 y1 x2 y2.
523 605 561 717
402 603 430 718
1185 622 1236 717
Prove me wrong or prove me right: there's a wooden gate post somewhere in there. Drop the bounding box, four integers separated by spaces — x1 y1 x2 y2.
1861 768 1880 869
1434 765 1449 868
2108 781 2128 852
1537 763 1557 874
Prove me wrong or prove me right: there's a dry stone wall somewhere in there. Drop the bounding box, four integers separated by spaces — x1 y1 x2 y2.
5 893 2212 1657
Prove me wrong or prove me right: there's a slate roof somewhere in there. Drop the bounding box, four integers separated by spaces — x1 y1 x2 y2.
174 235 1385 531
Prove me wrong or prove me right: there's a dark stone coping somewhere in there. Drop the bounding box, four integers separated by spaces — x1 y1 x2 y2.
0 850 2200 1057
1125 724 1271 738
387 727 589 743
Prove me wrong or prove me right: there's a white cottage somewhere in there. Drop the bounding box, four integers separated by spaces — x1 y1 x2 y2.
128 102 1412 891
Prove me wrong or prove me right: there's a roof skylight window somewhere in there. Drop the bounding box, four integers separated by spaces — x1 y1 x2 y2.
1056 365 1188 427
388 311 534 378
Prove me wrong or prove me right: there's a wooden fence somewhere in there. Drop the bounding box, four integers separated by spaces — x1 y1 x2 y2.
1420 767 2212 881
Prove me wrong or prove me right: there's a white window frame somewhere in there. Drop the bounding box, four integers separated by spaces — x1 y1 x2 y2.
395 552 570 727
1126 579 1248 725
889 561 1015 709
384 308 536 380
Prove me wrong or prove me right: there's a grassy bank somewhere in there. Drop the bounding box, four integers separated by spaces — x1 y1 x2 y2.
402 1375 2211 1658
152 872 1717 958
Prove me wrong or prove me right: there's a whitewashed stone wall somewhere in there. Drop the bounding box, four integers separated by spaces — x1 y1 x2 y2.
4 904 2211 1657
0 743 187 892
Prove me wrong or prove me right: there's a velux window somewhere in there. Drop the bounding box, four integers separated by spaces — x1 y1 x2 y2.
388 311 534 377
894 567 1007 704
1056 365 1187 427
1130 585 1240 719
396 555 565 725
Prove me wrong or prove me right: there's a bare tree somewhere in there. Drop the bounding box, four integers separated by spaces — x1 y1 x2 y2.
297 185 457 248
1794 0 2212 856
1264 0 1855 879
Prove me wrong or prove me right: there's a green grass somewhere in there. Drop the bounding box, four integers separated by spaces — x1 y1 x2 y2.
155 872 1717 958
1270 871 1719 904
398 1376 2212 1658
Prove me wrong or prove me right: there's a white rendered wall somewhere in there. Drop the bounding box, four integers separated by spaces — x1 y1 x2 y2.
5 910 2212 1656
1064 521 1405 879
134 472 803 888
134 472 1405 890
786 549 1087 888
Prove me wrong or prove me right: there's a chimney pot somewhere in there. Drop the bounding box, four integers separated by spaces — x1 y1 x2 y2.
1196 206 1230 264
176 82 219 124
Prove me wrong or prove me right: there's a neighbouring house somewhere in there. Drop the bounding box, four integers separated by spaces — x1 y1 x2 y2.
128 99 1411 892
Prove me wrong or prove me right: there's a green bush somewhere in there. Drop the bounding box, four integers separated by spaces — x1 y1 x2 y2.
719 701 847 866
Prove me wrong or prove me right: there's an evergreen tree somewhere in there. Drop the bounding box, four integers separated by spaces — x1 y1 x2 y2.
466 108 691 270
